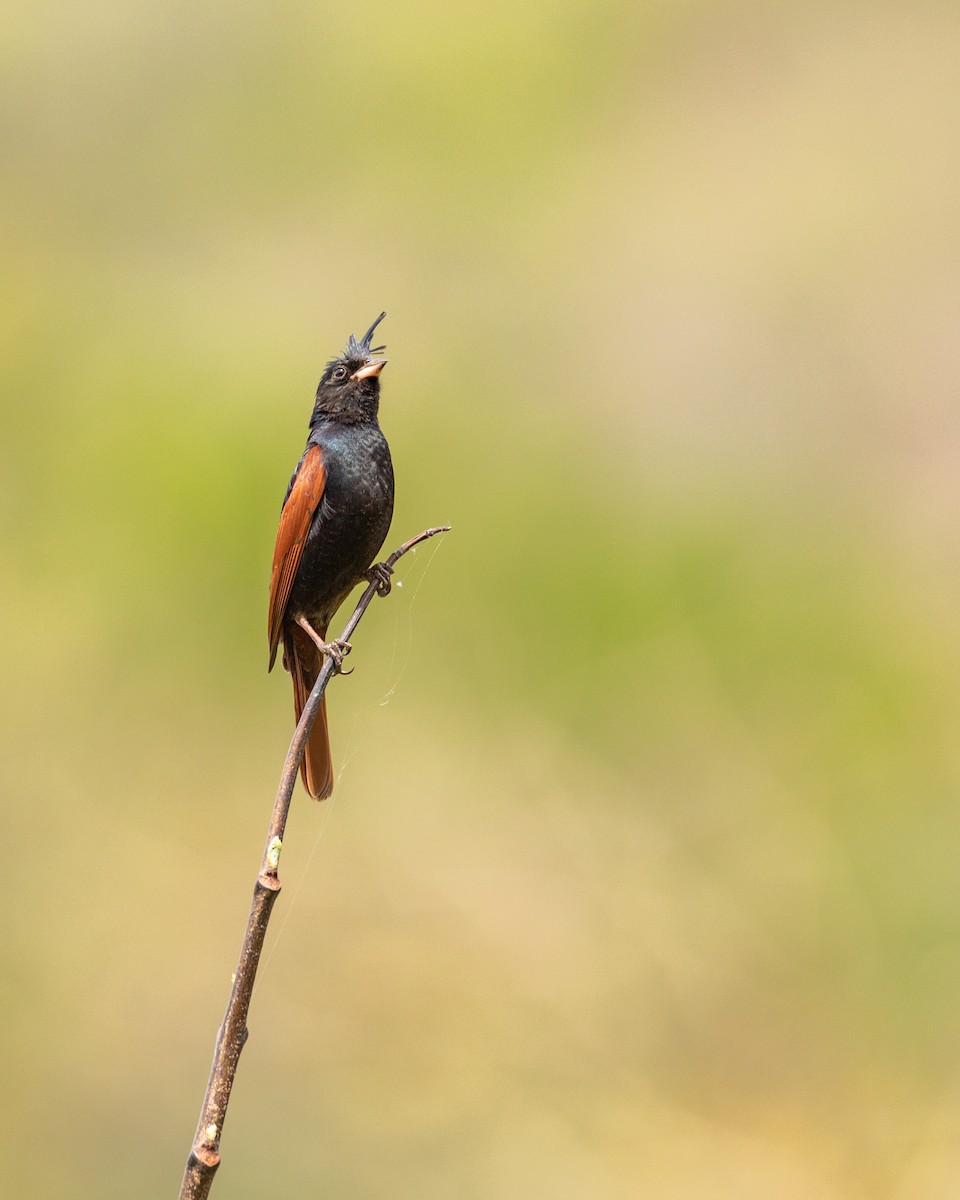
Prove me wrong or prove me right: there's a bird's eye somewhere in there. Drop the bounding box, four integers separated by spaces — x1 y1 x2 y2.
332 365 348 381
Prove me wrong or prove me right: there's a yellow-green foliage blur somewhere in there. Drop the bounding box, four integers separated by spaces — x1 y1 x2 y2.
4 2 960 1196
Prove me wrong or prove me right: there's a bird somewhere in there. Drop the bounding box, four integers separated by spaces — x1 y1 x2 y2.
268 312 395 799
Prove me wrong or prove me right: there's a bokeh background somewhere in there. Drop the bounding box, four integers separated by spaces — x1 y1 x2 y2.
4 2 960 1196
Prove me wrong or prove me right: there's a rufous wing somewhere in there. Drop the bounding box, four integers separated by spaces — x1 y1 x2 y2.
267 445 326 670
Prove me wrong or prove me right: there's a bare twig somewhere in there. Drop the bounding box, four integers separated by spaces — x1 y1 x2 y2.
178 525 450 1200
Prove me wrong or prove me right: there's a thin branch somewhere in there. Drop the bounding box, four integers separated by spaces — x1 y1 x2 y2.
178 525 450 1200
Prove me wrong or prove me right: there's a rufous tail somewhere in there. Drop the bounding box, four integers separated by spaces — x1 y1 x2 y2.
285 624 334 799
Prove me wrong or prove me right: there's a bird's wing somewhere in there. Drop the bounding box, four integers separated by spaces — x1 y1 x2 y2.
268 444 326 669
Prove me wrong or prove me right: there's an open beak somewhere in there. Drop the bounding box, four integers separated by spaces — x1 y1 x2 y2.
350 358 387 381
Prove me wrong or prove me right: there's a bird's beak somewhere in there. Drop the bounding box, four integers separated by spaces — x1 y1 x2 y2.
350 358 387 381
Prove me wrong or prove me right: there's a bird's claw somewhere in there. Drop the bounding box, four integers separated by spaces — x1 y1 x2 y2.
320 638 353 675
364 561 394 597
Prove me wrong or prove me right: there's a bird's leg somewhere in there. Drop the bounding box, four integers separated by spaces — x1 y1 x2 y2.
363 561 394 597
295 615 353 675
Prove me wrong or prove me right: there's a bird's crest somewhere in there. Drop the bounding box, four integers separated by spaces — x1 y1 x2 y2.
344 311 387 359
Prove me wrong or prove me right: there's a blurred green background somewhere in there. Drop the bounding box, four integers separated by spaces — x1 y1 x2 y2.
4 1 960 1196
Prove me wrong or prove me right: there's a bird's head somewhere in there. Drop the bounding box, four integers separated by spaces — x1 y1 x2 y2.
312 312 388 424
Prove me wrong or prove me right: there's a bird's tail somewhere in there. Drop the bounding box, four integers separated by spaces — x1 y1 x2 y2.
284 624 334 800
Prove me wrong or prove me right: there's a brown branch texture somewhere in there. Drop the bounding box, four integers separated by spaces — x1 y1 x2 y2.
178 525 450 1200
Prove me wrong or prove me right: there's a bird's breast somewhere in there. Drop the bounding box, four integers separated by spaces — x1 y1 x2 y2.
287 425 394 624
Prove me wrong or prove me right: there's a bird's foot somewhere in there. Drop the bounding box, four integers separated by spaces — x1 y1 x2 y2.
321 638 353 675
364 561 394 597
295 617 354 675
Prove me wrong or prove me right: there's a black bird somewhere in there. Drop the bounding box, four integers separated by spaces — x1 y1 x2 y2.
268 313 395 798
